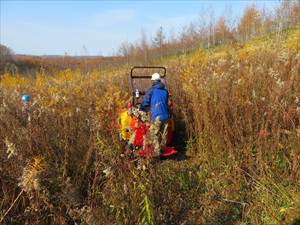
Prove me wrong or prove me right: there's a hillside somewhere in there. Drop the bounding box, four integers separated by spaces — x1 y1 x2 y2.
0 26 299 225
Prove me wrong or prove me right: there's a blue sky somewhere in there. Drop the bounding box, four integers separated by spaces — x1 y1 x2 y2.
0 0 280 56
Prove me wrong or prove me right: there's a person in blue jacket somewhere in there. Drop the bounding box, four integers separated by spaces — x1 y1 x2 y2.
140 73 169 156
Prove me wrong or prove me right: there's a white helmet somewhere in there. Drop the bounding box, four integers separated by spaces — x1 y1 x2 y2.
151 73 161 81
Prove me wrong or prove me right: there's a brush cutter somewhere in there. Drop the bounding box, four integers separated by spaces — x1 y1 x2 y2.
118 66 177 158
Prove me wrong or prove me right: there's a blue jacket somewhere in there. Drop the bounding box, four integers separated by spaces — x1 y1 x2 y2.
140 81 169 122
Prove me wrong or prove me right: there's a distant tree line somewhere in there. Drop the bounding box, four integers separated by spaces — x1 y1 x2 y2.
0 44 16 74
116 0 300 65
1 0 299 75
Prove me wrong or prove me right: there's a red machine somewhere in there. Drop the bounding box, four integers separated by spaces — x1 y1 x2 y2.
120 66 177 157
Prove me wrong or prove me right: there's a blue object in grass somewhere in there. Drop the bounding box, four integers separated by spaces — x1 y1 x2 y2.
21 95 30 102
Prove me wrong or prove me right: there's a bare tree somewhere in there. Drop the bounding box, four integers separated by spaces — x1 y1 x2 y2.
140 29 149 64
237 5 262 41
153 26 166 59
198 7 209 48
0 44 15 74
118 41 132 65
275 0 300 36
215 17 233 45
290 0 300 24
207 7 216 48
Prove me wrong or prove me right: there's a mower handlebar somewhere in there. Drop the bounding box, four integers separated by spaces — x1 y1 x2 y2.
130 66 166 78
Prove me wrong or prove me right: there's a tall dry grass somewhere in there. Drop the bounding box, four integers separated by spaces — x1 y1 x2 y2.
0 26 299 224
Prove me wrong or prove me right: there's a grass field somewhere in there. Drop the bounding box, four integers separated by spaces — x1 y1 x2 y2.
0 26 299 225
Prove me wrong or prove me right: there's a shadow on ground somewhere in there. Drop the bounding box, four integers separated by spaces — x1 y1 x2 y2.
163 117 190 161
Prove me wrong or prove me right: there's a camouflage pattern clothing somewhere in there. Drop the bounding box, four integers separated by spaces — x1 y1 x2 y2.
144 117 168 156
